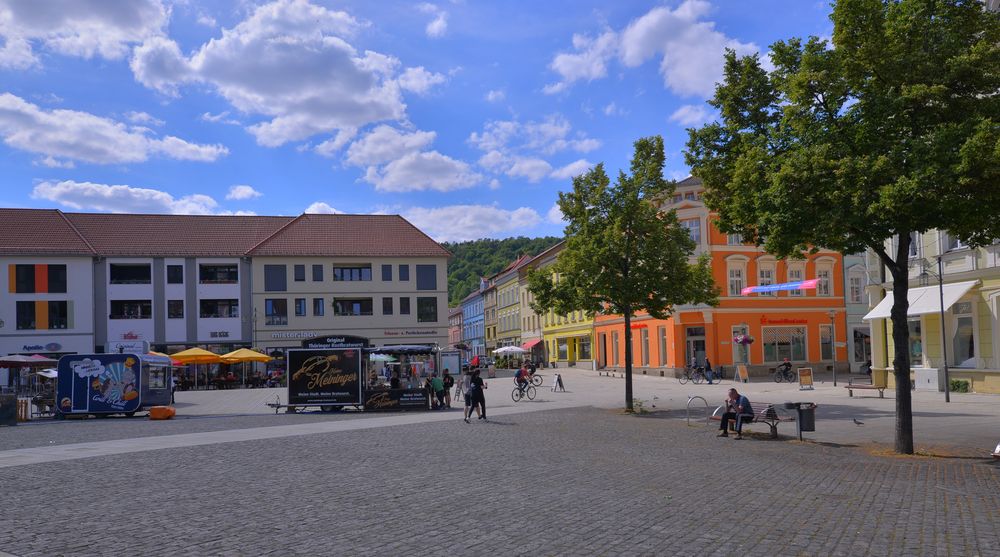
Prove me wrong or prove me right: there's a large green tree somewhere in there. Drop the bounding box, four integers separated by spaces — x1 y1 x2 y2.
686 0 1000 453
528 136 718 412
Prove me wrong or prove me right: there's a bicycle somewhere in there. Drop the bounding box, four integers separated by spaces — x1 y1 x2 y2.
679 364 709 385
511 384 536 402
773 361 796 383
529 372 543 386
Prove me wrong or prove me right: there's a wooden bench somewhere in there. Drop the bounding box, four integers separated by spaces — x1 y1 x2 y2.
845 383 886 398
710 402 795 439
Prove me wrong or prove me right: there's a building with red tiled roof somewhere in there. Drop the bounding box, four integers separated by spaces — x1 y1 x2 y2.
0 209 450 364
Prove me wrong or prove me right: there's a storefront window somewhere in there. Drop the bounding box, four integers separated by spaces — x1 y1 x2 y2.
557 339 568 360
579 336 591 360
657 326 667 366
611 331 619 366
640 329 649 366
952 302 975 367
762 327 806 362
820 325 833 360
908 319 922 362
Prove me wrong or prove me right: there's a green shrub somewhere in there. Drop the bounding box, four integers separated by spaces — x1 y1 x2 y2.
949 379 970 393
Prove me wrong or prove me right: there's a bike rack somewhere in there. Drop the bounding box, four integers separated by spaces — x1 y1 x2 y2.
686 395 709 426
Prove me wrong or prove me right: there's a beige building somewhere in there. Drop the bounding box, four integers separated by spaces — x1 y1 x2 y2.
495 255 531 349
518 255 545 363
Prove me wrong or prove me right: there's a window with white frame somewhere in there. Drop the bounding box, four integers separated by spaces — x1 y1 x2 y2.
943 231 966 251
762 327 807 362
907 231 920 259
758 260 775 296
727 257 747 296
820 325 833 360
816 261 834 296
681 218 701 244
727 233 743 245
848 268 864 304
951 301 975 367
787 265 804 296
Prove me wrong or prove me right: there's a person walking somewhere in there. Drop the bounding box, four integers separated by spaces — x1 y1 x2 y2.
462 370 475 423
430 371 445 410
465 369 488 422
442 369 454 409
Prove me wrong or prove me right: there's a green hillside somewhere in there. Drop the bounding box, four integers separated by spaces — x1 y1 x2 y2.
444 236 562 306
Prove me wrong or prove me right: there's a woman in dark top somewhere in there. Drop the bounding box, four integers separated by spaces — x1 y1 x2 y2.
467 369 487 422
442 370 454 409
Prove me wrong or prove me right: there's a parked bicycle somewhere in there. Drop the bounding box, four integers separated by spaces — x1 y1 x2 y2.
511 384 536 402
773 360 796 383
679 363 709 385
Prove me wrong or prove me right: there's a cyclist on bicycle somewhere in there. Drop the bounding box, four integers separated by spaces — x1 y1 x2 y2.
515 365 531 394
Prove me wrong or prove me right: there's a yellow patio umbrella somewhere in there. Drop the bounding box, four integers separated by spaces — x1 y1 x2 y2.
170 348 223 390
221 348 273 387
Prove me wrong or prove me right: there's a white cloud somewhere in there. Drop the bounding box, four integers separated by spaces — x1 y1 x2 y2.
130 0 408 148
314 127 357 157
544 1 758 98
485 89 505 103
469 115 599 156
32 180 224 215
125 111 164 126
200 111 240 125
403 204 542 242
226 185 262 200
603 102 627 116
506 157 552 183
550 159 592 180
397 66 446 95
363 151 482 192
196 13 217 28
345 125 436 166
0 0 167 69
546 203 565 224
418 3 447 38
477 150 507 172
304 201 342 214
488 178 501 190
0 93 227 166
543 30 617 94
669 104 712 127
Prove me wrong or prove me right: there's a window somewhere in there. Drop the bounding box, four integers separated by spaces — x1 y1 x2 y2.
727 234 743 246
168 300 184 319
944 231 966 251
312 264 323 281
167 265 184 284
199 264 237 284
264 265 287 292
640 328 649 366
952 302 975 367
907 232 920 259
200 299 239 318
48 265 67 293
313 298 325 316
265 299 288 325
16 301 34 329
294 298 306 316
417 297 438 323
762 327 807 362
681 218 700 244
416 265 437 290
382 264 392 281
399 264 410 281
333 298 373 316
557 339 568 360
728 267 744 296
294 265 305 282
672 194 683 204
820 325 833 360
14 265 34 293
382 297 393 315
788 266 804 296
611 331 619 366
758 263 775 297
579 336 591 360
849 272 864 304
908 319 922 362
658 326 667 366
333 265 372 281
110 300 152 319
110 264 151 284
400 297 410 315
684 192 696 201
817 268 832 296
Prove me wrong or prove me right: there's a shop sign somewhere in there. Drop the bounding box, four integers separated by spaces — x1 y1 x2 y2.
629 324 648 329
22 342 63 352
210 331 230 338
121 331 143 340
105 340 149 354
286 349 362 406
760 317 808 325
271 331 318 339
383 329 439 336
301 335 370 349
363 389 429 412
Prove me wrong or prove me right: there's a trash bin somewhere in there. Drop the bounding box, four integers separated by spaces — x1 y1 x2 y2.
798 403 816 432
0 394 17 426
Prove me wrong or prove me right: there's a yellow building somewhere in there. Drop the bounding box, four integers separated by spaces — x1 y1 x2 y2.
533 242 595 368
495 255 532 349
865 233 1000 393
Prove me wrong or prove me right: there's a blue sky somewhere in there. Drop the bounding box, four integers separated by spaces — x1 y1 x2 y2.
0 0 833 242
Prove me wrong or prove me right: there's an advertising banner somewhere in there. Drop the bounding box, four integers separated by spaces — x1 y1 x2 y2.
363 389 429 412
286 349 362 406
797 367 815 390
56 354 142 415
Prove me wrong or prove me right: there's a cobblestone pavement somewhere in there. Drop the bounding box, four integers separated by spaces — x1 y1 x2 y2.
3 406 999 556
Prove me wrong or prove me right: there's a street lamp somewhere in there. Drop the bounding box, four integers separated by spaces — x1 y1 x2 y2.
920 258 950 403
828 309 837 387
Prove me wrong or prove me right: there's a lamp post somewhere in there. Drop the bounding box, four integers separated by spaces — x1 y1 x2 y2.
828 310 837 387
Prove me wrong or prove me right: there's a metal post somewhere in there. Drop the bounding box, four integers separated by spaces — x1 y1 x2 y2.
938 256 950 403
829 310 837 387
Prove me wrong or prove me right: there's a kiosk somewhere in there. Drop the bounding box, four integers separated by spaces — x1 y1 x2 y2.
55 353 173 418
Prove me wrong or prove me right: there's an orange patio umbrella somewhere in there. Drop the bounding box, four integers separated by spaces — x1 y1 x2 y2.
169 348 223 390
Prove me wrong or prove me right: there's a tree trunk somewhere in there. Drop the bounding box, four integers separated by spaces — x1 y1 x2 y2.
887 236 914 455
623 306 634 412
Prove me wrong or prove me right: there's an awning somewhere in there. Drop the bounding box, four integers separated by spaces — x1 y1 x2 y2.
863 281 979 320
521 339 542 351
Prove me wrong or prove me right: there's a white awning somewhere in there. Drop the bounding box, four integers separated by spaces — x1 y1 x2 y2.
863 281 979 321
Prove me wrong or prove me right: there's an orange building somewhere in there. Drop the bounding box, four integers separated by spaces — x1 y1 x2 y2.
594 177 848 377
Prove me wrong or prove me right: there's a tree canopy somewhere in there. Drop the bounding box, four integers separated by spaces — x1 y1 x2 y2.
444 236 562 306
685 0 1000 453
529 135 718 411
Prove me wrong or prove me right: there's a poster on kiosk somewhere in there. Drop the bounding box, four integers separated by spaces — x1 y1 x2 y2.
286 349 363 407
57 353 142 415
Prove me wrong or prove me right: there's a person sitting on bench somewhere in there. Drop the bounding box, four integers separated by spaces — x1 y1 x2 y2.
718 388 753 440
